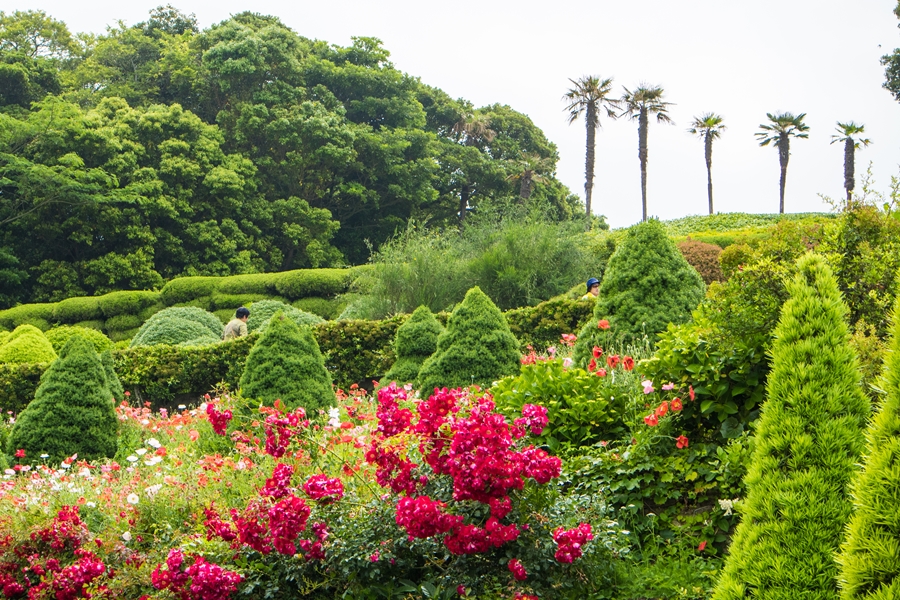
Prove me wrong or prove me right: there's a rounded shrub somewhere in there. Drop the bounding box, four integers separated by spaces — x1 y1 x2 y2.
837 296 900 599
45 326 114 355
246 300 324 333
130 307 223 347
104 314 142 332
712 254 869 600
159 276 220 306
98 290 162 318
51 296 103 324
574 219 705 363
719 243 754 279
7 335 118 463
677 238 723 284
274 268 354 299
0 325 57 364
417 286 521 392
0 304 53 331
215 273 277 295
239 311 333 412
382 305 444 385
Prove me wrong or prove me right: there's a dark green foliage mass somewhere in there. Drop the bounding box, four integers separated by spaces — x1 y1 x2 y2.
7 335 117 463
417 287 520 392
382 305 443 385
574 219 705 362
130 307 223 347
245 300 323 333
837 295 900 599
712 253 869 600
240 312 333 413
100 349 124 402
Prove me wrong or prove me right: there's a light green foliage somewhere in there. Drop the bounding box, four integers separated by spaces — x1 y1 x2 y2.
574 219 705 362
7 335 117 463
239 312 333 412
837 298 900 599
97 290 162 318
245 300 324 334
719 243 754 279
662 212 835 237
417 287 521 392
292 297 342 320
491 359 627 449
712 254 869 600
382 305 443 385
100 349 124 402
51 296 102 323
104 314 141 332
0 324 56 364
45 325 113 355
130 306 222 347
0 304 53 331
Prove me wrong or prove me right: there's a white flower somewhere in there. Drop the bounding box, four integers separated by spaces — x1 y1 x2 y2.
60 462 71 470
85 501 96 508
177 404 186 410
135 448 147 456
328 406 341 428
140 419 150 425
126 455 139 463
562 357 573 368
40 454 49 459
718 498 735 516
3 469 14 476
122 531 132 542
126 493 139 505
145 484 163 499
144 456 162 466
146 438 161 449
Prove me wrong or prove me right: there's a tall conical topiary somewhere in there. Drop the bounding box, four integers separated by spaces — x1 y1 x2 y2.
417 287 520 392
712 253 869 600
573 219 704 364
7 335 118 464
382 305 444 385
100 349 125 402
239 311 333 413
836 294 900 599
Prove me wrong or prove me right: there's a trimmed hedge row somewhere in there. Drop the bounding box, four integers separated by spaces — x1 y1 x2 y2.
0 297 592 412
0 267 368 338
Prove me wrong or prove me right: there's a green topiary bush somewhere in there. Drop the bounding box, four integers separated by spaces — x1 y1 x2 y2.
159 276 220 306
573 219 705 363
836 297 900 599
104 314 142 332
0 303 54 331
45 326 114 355
677 238 723 284
214 273 277 295
130 306 223 347
211 292 269 311
0 325 57 364
274 268 356 299
382 306 443 385
293 297 342 320
246 300 324 333
100 349 124 402
6 335 118 463
712 253 869 600
239 312 333 413
97 290 162 318
51 296 103 324
417 286 521 392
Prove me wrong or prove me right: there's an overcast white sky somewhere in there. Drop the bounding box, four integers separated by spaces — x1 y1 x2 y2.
5 0 900 228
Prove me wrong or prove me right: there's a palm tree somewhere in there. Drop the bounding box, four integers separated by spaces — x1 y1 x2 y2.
619 84 673 221
755 112 809 214
688 113 726 215
563 76 618 229
830 121 872 203
506 152 553 202
451 112 496 225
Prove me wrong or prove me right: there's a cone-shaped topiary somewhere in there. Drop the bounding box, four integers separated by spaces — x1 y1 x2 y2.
836 294 900 599
100 350 125 402
7 335 118 464
712 253 869 600
0 324 57 364
239 311 333 413
382 305 444 385
246 299 324 333
573 219 704 364
417 287 520 392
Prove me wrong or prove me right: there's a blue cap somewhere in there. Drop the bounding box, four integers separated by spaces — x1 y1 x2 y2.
586 278 600 292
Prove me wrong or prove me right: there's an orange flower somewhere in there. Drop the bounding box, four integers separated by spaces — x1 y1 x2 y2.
656 401 669 417
643 413 659 427
606 354 620 369
689 385 695 401
597 319 610 330
676 435 689 449
189 430 200 442
592 346 603 358
671 398 683 412
595 368 607 377
698 540 707 552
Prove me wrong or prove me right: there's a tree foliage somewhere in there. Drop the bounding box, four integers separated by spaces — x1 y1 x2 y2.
712 254 869 600
7 335 117 463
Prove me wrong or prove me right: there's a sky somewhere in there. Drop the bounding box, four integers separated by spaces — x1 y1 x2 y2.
5 0 900 228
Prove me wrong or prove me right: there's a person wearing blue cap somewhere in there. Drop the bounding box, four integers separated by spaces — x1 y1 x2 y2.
581 278 600 300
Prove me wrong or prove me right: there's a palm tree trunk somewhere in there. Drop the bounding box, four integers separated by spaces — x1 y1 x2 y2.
584 103 597 230
705 133 714 215
459 183 470 227
778 138 790 214
638 107 649 221
844 138 854 203
520 173 533 202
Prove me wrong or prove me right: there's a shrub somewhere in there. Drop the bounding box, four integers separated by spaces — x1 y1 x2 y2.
108 327 140 343
73 320 104 330
712 254 869 600
159 276 220 306
210 292 269 311
0 303 54 331
239 312 333 412
718 243 753 279
215 273 277 295
98 290 162 318
101 349 125 402
292 297 342 320
7 335 118 463
506 297 594 351
417 287 521 392
51 296 103 324
0 362 45 414
274 268 356 299
131 307 223 348
837 297 900 598
245 300 324 333
104 314 142 332
0 326 57 364
317 317 403 390
677 239 723 284
574 219 705 363
45 326 114 355
382 306 443 385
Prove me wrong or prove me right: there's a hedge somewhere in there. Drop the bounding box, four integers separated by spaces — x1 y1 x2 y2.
0 297 591 411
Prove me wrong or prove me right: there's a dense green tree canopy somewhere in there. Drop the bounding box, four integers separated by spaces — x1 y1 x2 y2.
0 8 577 306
